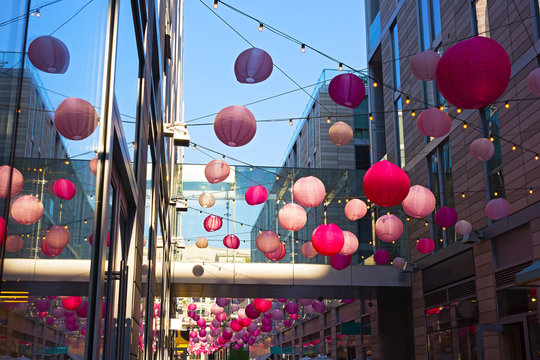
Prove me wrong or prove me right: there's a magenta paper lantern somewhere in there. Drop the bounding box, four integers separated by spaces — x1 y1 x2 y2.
485 198 511 220
88 233 110 247
277 298 287 303
330 253 352 270
301 242 318 258
46 317 54 325
342 299 355 304
393 256 406 270
436 36 510 109
256 231 280 253
410 49 440 81
278 203 306 231
46 225 70 248
245 304 260 319
197 318 206 328
373 249 390 265
223 234 240 249
312 301 326 313
64 315 77 324
76 302 88 318
311 223 344 256
188 303 197 311
253 299 272 313
199 192 215 208
204 160 230 184
417 238 435 253
435 207 458 228
28 36 69 74
192 314 200 322
234 47 273 84
54 97 98 140
527 68 540 96
328 73 366 108
238 318 251 328
375 215 403 242
216 312 227 322
66 322 79 332
196 237 208 249
0 166 24 198
284 319 292 327
285 301 298 314
470 138 494 161
455 220 472 235
261 317 272 327
290 313 299 320
36 299 50 312
53 179 76 200
329 121 353 146
402 185 436 218
204 215 223 232
41 240 62 257
62 296 82 311
363 160 410 207
271 309 283 321
293 176 326 208
89 157 98 175
38 311 48 318
231 320 243 332
212 319 221 328
245 185 268 205
5 235 23 253
339 231 358 255
11 195 44 225
344 199 367 221
214 105 256 147
199 329 207 337
417 108 451 138
265 242 286 262
216 298 229 307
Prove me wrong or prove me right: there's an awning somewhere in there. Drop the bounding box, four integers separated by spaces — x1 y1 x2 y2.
516 260 540 285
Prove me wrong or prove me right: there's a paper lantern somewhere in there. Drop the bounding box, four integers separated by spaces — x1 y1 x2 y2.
435 207 458 228
76 302 88 318
292 176 325 208
66 322 79 332
485 198 511 220
373 249 390 265
245 304 260 319
436 36 510 109
62 296 82 311
46 317 54 326
41 240 62 257
256 231 280 253
410 49 440 81
210 304 223 315
204 215 223 232
238 318 251 328
197 318 206 328
417 108 451 138
199 193 215 208
234 47 273 84
455 220 472 235
237 308 247 319
311 223 344 256
299 299 314 307
470 138 494 161
223 234 240 249
27 36 69 74
271 309 283 321
284 319 292 327
341 299 355 304
265 242 286 262
417 238 435 253
278 203 306 231
216 298 229 307
285 301 298 314
402 185 436 218
204 160 230 184
54 97 99 140
214 105 256 147
328 73 366 108
330 253 351 270
245 185 268 205
88 233 110 247
290 313 299 320
11 195 44 225
89 157 98 176
344 199 367 221
339 231 358 255
199 329 207 337
329 121 353 146
6 235 23 253
36 299 50 312
253 299 272 313
312 301 326 313
363 160 410 207
527 68 540 96
375 215 403 242
392 257 406 270
301 242 318 258
188 303 197 311
0 166 24 198
53 179 76 200
196 237 208 249
216 312 227 322
46 225 70 248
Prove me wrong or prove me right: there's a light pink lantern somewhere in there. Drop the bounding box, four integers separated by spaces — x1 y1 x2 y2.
204 160 230 184
292 176 326 208
417 108 452 138
402 185 436 218
470 138 494 161
199 193 215 208
27 36 70 74
211 303 223 315
214 105 257 147
54 97 98 140
278 203 306 231
392 257 406 270
301 242 318 258
410 49 440 81
373 249 390 265
89 157 98 176
455 220 472 235
196 237 208 249
256 231 280 253
46 226 70 249
375 215 403 242
54 179 76 200
234 48 273 84
265 243 286 262
245 185 268 205
304 304 316 314
344 199 367 221
485 198 511 220
328 122 353 146
417 238 435 254
5 235 23 253
0 166 24 198
11 195 44 225
527 68 540 96
223 234 240 249
339 231 359 255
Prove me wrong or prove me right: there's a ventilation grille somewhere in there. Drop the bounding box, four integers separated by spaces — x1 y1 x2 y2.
424 289 448 308
448 280 476 301
495 262 532 288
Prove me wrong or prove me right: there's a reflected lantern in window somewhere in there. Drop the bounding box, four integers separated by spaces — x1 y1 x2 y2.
256 230 280 253
312 300 326 313
328 121 353 146
526 68 540 96
485 198 510 220
5 235 23 253
41 239 62 257
89 157 98 176
245 185 268 205
234 48 273 84
27 36 70 74
362 160 410 207
0 166 24 198
62 296 82 311
223 234 240 249
253 299 272 313
409 49 440 81
204 215 223 232
204 160 230 184
292 176 325 208
285 301 298 314
402 185 436 218
328 73 366 108
416 108 452 138
265 242 286 262
470 138 494 161
373 249 390 265
0 217 6 245
311 223 344 256
11 195 44 225
375 214 404 242
214 105 256 147
330 253 352 271
53 179 76 200
54 97 99 140
278 203 307 231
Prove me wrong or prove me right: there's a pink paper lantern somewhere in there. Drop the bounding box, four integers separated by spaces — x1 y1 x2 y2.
234 48 273 84
46 317 54 325
223 234 240 249
89 157 98 175
188 303 197 311
256 231 280 253
312 301 326 313
214 105 257 147
417 238 435 254
290 313 299 320
11 195 44 225
284 319 292 327
76 301 88 318
204 160 230 184
238 318 251 328
436 36 510 109
212 319 221 328
285 301 298 314
62 296 82 311
265 242 286 262
328 121 353 146
52 307 64 318
470 138 494 161
41 240 62 257
54 97 99 140
328 73 366 108
373 249 390 265
435 207 458 228
199 192 215 208
455 220 472 235
38 311 48 318
53 179 76 200
245 185 268 205
362 160 410 207
196 237 208 249
271 309 283 321
342 299 355 304
301 242 318 258
344 199 367 221
204 215 223 232
253 299 272 313
5 235 23 253
199 329 207 337
210 303 223 315
392 257 406 270
46 225 70 249
527 68 540 96
27 36 69 74
278 203 307 231
485 198 511 220
216 312 227 322
36 299 50 312
402 185 436 218
311 223 344 256
292 176 326 208
410 49 440 81
88 233 110 247
339 231 358 255
330 253 352 270
0 166 24 198
245 304 260 319
197 318 206 328
375 215 403 242
417 108 452 138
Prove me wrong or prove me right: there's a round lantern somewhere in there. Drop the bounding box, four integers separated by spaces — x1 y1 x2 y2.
290 313 298 320
216 312 227 322
292 176 326 208
373 249 390 265
362 160 410 207
196 237 209 249
341 299 355 304
204 215 223 232
89 157 98 176
46 317 54 326
237 308 247 319
88 233 110 247
204 160 230 184
245 304 260 319
256 231 280 253
27 36 70 74
265 242 286 262
234 47 273 84
271 309 283 321
11 195 44 225
46 225 70 249
285 301 298 314
199 193 216 208
230 303 239 312
36 299 50 312
62 296 82 311
253 299 272 313
312 301 326 313
527 68 540 96
52 307 64 318
410 49 440 81
5 235 23 253
53 179 76 200
485 198 511 220
197 318 206 328
436 36 511 109
470 138 494 161
402 185 436 218
278 203 306 231
214 105 256 147
311 224 344 256
339 231 359 255
66 323 79 332
41 240 62 257
330 253 351 270
375 215 403 242
211 303 223 315
328 73 366 108
344 199 367 221
328 122 353 146
298 299 313 306
223 234 240 249
54 97 99 140
238 318 251 328
435 207 458 228
245 185 268 205
76 302 88 318
188 303 197 311
392 257 406 270
417 238 435 254
301 242 318 258
417 108 452 138
284 319 292 327
455 220 473 235
0 166 24 198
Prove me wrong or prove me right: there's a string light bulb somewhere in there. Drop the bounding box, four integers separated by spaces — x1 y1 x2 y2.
439 105 445 111
504 101 510 109
276 175 279 180
369 113 373 121
512 144 517 151
258 23 263 31
535 153 539 161
457 108 462 114
192 143 196 150
411 110 416 117
326 116 331 124
213 0 218 9
338 63 343 71
372 81 378 87
301 44 306 53
289 119 293 126
36 9 41 17
221 155 225 160
494 191 499 196
405 97 410 104
490 136 495 142
529 188 534 194
462 122 468 129
461 192 466 198
249 165 253 171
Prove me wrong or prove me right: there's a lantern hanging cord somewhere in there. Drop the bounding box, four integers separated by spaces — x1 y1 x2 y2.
0 0 63 28
49 0 94 35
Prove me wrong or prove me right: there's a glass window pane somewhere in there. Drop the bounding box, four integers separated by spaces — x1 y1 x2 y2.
420 0 431 50
392 25 401 89
431 0 442 39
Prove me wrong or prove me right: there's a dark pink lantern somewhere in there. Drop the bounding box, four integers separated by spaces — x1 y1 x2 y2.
311 223 344 256
5 235 23 253
62 296 82 311
245 303 260 319
234 47 273 84
410 50 440 81
417 108 452 138
435 207 458 228
485 198 511 220
417 238 435 253
373 249 390 265
54 97 99 140
285 301 298 314
11 195 44 225
328 73 366 108
284 319 292 327
0 165 24 198
46 317 54 326
256 231 280 253
53 179 76 200
204 215 223 232
312 301 326 313
188 303 197 311
216 298 229 307
292 176 326 208
204 160 230 184
214 105 256 147
223 234 240 249
253 299 272 313
41 240 62 257
245 185 268 205
27 36 69 74
76 301 88 318
278 203 307 231
36 299 50 312
301 242 318 258
46 225 70 249
362 160 410 207
330 253 352 270
265 242 286 262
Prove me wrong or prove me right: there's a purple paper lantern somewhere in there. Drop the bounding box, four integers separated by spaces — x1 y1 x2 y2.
54 97 98 140
312 301 326 313
245 304 260 319
392 257 407 270
298 299 313 307
417 238 435 254
330 253 352 270
470 138 495 161
435 207 458 228
373 249 390 265
285 301 298 314
28 36 70 74
76 301 88 318
46 317 54 325
36 299 50 312
53 179 76 200
245 185 268 205
271 309 283 321
223 234 240 249
216 298 229 307
214 105 257 147
328 73 366 108
234 48 273 84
